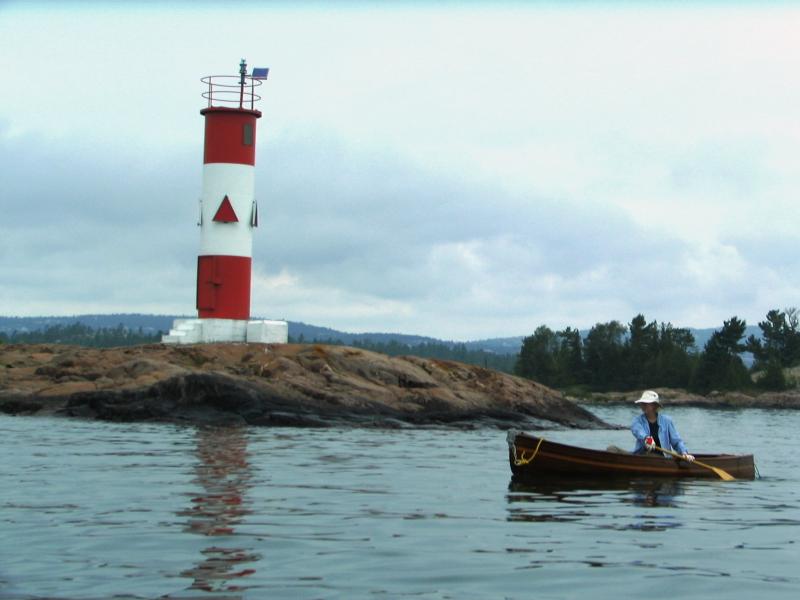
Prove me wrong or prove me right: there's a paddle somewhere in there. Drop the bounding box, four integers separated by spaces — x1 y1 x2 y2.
654 445 735 481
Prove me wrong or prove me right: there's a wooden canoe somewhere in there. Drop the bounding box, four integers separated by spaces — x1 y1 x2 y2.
507 430 756 480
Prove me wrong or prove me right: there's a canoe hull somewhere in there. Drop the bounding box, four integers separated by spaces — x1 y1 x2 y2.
508 430 756 480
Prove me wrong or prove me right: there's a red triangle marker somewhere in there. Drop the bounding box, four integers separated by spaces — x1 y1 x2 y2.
213 195 238 223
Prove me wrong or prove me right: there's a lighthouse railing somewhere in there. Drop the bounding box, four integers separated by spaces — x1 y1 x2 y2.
201 75 263 110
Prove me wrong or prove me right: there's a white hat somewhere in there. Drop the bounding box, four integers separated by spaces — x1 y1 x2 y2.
635 390 660 404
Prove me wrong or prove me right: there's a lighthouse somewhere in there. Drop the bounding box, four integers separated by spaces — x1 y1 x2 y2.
163 60 288 345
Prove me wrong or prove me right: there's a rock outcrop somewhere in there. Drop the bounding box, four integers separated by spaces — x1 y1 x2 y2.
0 343 607 429
574 387 800 409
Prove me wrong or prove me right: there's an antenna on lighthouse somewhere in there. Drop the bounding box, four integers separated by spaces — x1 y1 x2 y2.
239 58 247 108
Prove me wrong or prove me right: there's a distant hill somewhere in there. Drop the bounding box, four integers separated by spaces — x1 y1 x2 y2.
464 336 526 355
0 314 762 356
286 321 448 347
0 314 475 349
0 314 181 335
690 327 760 350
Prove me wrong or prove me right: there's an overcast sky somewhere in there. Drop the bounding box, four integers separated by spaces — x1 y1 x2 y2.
1 1 798 340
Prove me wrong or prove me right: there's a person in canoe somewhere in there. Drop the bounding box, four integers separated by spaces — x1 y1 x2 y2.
632 390 695 461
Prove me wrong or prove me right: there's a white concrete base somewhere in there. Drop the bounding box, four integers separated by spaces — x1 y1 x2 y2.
162 318 288 345
247 320 289 343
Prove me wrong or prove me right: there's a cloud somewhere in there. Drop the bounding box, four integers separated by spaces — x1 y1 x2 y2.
0 127 622 329
2 4 800 339
3 115 799 339
0 129 198 315
251 129 708 336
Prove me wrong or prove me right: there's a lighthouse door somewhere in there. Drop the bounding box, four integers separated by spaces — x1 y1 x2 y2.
196 256 218 312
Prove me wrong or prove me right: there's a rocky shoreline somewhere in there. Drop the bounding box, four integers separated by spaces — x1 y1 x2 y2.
572 387 800 409
0 343 608 429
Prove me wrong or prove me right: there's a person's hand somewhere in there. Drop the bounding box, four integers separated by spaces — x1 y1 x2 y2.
682 453 695 462
644 436 656 452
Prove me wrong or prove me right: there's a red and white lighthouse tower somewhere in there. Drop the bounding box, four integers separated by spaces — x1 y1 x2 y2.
164 60 288 344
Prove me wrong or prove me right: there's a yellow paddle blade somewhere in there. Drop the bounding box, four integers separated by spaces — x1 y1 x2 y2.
701 462 736 481
654 446 735 481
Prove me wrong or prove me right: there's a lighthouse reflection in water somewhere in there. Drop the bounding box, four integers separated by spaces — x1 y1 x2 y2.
178 427 259 594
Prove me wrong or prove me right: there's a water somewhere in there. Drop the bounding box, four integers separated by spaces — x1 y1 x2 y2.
0 406 798 599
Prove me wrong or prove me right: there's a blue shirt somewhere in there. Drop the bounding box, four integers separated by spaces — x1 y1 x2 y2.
631 413 688 455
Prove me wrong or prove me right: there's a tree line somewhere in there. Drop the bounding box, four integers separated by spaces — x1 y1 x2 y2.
0 322 162 347
514 309 799 393
288 334 517 373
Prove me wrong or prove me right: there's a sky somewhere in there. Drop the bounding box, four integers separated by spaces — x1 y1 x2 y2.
1 1 799 340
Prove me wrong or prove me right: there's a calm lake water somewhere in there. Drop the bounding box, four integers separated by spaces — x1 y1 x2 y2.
1 406 798 599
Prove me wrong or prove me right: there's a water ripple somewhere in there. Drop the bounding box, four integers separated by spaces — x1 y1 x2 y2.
1 408 799 599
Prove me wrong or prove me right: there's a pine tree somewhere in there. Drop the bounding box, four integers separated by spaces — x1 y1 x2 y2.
691 317 749 393
583 321 627 391
515 326 559 386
